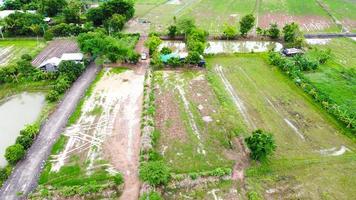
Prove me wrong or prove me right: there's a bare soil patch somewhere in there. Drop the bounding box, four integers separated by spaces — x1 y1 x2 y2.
32 39 79 67
259 14 333 32
155 89 188 141
103 70 145 200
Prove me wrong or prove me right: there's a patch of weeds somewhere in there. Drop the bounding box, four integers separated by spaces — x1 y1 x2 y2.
109 67 129 74
51 135 68 155
68 69 104 126
88 105 103 116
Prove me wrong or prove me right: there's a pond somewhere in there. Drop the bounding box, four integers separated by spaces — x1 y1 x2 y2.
204 40 283 54
159 40 283 55
0 92 45 166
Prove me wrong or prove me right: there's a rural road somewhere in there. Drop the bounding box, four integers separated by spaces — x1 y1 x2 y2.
0 62 101 200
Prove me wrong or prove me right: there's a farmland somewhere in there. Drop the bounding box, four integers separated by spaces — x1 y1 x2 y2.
132 0 345 34
205 54 356 198
304 38 356 120
320 0 356 32
0 39 45 67
258 0 339 33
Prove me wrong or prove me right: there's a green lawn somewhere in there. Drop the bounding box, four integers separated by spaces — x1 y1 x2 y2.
305 38 356 118
0 39 45 67
206 54 356 198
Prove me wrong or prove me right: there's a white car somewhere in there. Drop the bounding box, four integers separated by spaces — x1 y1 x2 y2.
141 53 147 60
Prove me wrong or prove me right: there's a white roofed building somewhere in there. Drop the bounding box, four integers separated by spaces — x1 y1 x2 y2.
61 53 84 62
38 57 62 72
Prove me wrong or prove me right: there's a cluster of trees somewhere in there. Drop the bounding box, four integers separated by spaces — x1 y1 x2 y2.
222 14 255 39
256 23 280 39
1 0 134 37
78 31 139 64
268 51 355 132
0 124 40 185
46 61 85 102
86 0 134 32
0 54 56 84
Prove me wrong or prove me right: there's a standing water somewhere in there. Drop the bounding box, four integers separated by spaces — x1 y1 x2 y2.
0 92 45 166
204 41 283 54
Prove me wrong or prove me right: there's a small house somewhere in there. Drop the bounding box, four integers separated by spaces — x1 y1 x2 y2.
38 57 61 72
281 48 304 57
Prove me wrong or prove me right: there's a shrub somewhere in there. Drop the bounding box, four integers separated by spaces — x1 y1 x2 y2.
160 47 172 55
5 144 26 165
140 191 163 200
21 54 32 61
167 57 181 67
16 135 33 149
186 51 201 64
46 90 60 102
247 191 262 200
145 35 162 55
245 129 276 161
20 124 39 139
113 173 124 185
268 23 280 39
139 161 170 186
223 24 238 39
44 31 54 41
239 14 255 37
167 25 177 38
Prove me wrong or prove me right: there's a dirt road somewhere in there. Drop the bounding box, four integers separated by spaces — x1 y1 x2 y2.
0 63 100 200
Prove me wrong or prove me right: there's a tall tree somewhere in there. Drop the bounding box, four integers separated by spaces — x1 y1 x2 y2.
239 14 255 37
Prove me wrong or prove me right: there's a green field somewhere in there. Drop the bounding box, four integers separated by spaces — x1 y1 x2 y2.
206 54 356 198
305 38 356 119
258 0 339 33
133 0 350 34
134 0 256 34
0 39 45 67
321 0 356 32
154 70 243 174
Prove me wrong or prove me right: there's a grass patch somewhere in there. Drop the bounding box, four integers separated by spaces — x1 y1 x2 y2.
68 69 104 126
88 105 103 116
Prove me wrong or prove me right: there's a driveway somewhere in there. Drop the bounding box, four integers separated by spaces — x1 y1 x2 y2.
0 62 101 200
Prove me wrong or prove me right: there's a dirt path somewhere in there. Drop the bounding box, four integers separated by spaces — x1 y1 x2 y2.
103 71 145 200
0 63 100 200
103 36 149 200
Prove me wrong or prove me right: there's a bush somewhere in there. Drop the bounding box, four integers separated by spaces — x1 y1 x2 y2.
139 161 170 186
44 31 54 41
247 191 262 200
223 24 238 39
20 124 39 139
186 51 201 64
113 173 124 185
167 57 182 67
5 144 26 165
21 54 32 61
0 166 12 183
245 129 276 161
46 90 60 102
53 76 71 94
160 47 172 55
140 191 163 200
16 135 33 150
239 14 255 37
